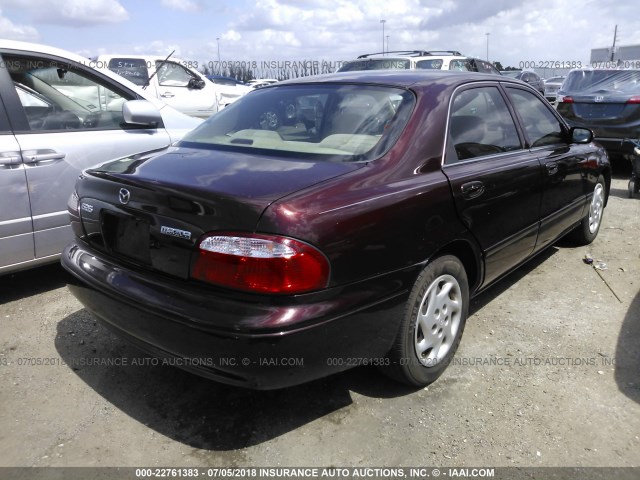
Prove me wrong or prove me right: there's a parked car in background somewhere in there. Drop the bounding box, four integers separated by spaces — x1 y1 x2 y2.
337 50 501 75
556 68 640 162
0 40 201 275
500 70 545 94
543 76 566 102
94 54 223 117
62 70 610 390
205 75 252 107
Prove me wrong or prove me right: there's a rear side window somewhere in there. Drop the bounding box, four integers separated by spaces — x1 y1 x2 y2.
506 87 564 147
447 86 522 163
107 58 150 86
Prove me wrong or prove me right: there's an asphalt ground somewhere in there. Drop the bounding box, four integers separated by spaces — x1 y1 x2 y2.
0 172 638 474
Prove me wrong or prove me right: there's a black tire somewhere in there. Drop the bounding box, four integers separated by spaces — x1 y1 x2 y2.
381 255 469 387
570 175 606 245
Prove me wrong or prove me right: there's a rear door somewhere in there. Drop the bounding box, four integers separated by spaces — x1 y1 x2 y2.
0 48 171 269
442 84 543 286
0 84 34 272
504 86 589 250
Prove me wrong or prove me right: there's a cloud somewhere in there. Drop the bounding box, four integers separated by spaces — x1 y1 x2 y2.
161 0 201 12
1 0 128 27
132 40 183 57
0 9 39 40
420 0 527 30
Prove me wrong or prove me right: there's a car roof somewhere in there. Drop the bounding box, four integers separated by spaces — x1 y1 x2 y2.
356 50 463 59
94 54 187 62
1 39 94 63
276 69 519 90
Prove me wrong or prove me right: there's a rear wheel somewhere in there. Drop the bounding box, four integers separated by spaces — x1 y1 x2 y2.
570 175 606 245
382 255 469 387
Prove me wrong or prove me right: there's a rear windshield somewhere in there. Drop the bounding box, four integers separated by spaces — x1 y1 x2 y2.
107 58 150 86
561 70 640 94
179 84 415 162
338 59 411 72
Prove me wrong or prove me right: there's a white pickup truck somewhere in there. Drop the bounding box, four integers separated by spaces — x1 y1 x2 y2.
94 54 224 118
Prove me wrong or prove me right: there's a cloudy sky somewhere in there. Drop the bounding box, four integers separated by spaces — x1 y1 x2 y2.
1 0 639 69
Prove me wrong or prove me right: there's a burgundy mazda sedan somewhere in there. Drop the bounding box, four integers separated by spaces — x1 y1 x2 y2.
62 70 610 389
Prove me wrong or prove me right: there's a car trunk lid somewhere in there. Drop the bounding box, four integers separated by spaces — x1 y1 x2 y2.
76 147 362 279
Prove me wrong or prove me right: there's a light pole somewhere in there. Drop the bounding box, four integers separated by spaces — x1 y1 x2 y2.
485 32 490 61
386 35 389 54
216 37 221 74
380 19 386 54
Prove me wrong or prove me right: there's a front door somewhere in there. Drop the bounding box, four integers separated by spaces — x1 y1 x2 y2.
0 49 171 268
504 86 589 250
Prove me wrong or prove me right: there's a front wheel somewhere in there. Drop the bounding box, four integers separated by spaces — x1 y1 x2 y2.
570 175 606 245
381 255 469 387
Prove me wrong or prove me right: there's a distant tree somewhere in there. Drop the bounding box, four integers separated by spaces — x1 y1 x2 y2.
493 61 504 71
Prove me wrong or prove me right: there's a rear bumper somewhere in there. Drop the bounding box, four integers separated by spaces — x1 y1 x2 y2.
61 241 411 389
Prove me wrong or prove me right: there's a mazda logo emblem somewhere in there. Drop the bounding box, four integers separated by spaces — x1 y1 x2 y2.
118 188 131 205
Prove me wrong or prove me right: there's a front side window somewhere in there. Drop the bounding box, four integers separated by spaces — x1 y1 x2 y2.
6 54 132 132
447 86 522 163
416 59 444 70
179 84 415 162
506 87 564 147
156 61 197 86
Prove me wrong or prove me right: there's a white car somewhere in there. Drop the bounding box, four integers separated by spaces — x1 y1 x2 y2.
205 75 253 106
94 54 224 118
337 50 501 74
0 40 201 274
543 76 566 102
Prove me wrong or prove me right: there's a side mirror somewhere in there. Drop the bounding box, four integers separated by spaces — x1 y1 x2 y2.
570 127 593 144
188 78 206 90
122 100 162 128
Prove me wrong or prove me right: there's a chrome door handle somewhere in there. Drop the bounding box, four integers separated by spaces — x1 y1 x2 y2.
161 92 175 98
22 149 66 165
461 181 485 199
0 152 22 167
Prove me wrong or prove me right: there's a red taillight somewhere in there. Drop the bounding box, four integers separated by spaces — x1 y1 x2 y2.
192 233 330 294
626 96 640 104
561 96 574 103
